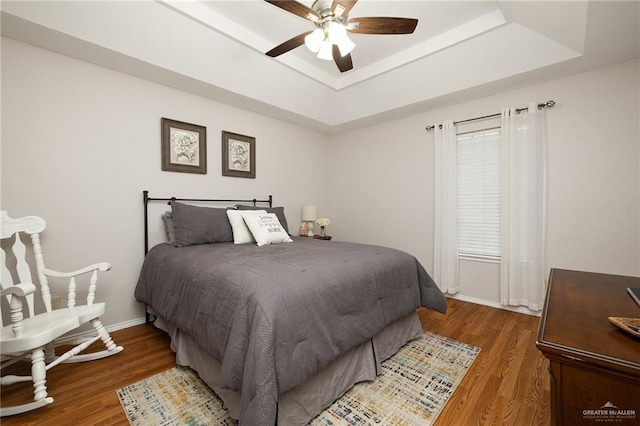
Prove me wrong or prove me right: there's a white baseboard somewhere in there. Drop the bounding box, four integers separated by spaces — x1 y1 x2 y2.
55 317 147 345
445 293 541 317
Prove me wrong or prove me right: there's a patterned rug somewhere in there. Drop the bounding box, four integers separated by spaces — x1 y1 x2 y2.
117 331 480 426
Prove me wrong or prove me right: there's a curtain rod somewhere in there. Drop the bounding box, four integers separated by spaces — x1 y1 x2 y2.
425 100 556 131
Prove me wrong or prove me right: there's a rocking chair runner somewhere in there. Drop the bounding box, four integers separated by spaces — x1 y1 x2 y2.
0 211 123 416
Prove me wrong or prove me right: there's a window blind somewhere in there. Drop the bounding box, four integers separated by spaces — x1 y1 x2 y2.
456 129 501 259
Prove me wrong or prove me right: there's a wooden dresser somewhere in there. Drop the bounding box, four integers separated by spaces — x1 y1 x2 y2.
536 269 640 425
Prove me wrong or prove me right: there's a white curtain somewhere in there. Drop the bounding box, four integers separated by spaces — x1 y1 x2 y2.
500 103 546 311
433 120 459 294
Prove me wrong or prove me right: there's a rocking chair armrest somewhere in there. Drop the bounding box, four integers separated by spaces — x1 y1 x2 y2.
43 262 111 278
0 282 37 298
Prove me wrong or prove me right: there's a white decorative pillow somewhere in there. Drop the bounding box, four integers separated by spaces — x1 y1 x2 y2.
242 212 293 247
226 209 267 244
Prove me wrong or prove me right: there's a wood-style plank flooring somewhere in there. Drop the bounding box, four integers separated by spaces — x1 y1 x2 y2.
1 299 550 425
418 299 550 425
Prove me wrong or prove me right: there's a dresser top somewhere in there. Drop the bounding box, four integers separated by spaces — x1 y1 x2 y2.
537 269 640 374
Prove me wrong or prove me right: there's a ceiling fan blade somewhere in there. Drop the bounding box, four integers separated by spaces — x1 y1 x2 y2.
264 0 320 22
347 17 418 34
266 31 313 57
333 45 353 73
332 0 358 17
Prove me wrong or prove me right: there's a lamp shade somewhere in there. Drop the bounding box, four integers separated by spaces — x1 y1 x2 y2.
304 29 324 53
336 36 355 57
328 22 355 57
316 41 333 61
302 205 317 221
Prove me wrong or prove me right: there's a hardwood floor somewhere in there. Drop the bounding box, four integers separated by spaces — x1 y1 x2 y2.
0 325 176 426
1 299 550 425
418 299 550 425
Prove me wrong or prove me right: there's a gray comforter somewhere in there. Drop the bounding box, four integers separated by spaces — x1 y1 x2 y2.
135 237 446 425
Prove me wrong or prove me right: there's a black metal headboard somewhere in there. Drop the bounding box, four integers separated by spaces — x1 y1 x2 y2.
142 190 273 255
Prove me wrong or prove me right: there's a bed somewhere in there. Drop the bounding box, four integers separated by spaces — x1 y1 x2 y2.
135 191 447 425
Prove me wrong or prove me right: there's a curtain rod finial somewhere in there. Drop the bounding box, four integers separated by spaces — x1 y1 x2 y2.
539 100 556 109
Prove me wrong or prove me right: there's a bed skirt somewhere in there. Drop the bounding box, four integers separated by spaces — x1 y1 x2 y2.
153 311 423 425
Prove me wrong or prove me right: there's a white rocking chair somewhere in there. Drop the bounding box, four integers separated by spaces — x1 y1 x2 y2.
0 211 123 416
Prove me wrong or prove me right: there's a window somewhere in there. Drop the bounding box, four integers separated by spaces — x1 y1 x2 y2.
456 128 501 259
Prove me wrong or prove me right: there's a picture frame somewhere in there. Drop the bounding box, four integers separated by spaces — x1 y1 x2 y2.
222 131 256 178
161 118 207 174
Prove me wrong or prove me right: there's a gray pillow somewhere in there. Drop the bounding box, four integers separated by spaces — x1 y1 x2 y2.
171 201 234 247
161 211 177 246
235 205 290 234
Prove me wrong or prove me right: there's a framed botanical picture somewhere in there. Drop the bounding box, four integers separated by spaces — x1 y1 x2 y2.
161 118 207 174
222 131 255 178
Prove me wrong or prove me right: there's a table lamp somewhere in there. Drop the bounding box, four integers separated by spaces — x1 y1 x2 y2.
301 205 317 237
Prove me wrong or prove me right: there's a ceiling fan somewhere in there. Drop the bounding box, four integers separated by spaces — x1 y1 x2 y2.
264 0 418 73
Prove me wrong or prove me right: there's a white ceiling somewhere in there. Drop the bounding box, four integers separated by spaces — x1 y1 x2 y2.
202 0 503 86
2 1 639 134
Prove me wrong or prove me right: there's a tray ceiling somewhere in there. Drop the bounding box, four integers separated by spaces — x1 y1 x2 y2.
1 1 638 133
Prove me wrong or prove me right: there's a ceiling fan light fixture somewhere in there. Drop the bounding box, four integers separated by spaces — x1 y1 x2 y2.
316 40 333 60
264 0 419 73
304 28 324 53
328 21 355 57
336 35 355 57
327 21 346 44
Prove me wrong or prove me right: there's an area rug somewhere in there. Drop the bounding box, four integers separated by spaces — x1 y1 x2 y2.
117 331 480 426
